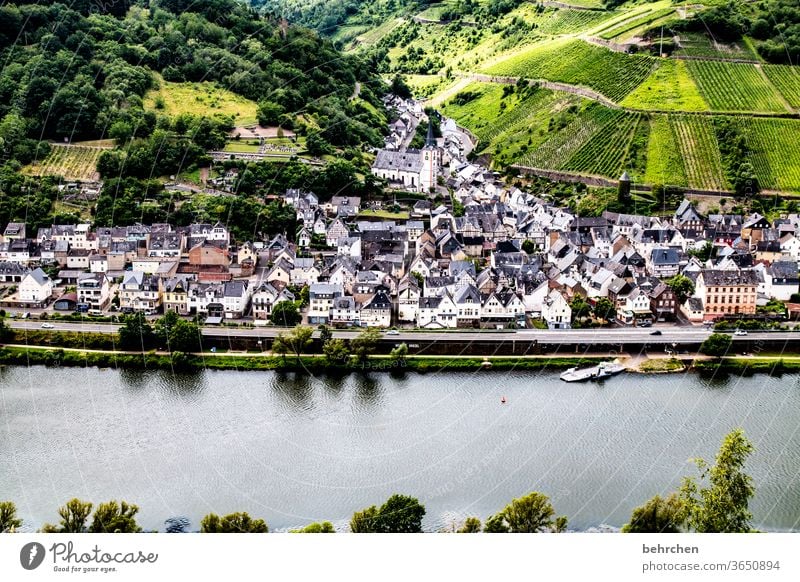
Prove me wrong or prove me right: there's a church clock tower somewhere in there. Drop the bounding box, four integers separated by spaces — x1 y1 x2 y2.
420 118 439 193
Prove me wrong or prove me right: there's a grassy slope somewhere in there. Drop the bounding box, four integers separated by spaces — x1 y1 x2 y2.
644 115 688 187
144 75 259 125
621 59 708 112
22 145 104 181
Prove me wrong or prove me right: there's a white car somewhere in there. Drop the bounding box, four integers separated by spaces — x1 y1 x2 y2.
386 329 400 335
733 329 747 336
41 322 55 329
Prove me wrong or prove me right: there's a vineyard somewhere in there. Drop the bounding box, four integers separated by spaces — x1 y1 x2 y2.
533 8 613 36
673 32 759 60
561 112 644 177
597 7 675 41
644 115 687 187
740 118 800 191
762 65 800 109
686 61 788 113
669 116 728 191
482 39 655 102
22 145 103 181
621 59 708 112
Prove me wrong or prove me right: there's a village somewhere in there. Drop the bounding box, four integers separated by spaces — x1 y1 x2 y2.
0 94 798 332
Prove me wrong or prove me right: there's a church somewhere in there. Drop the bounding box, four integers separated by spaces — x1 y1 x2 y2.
371 121 440 193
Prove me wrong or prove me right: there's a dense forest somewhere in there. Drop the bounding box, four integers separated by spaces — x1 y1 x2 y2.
0 0 390 239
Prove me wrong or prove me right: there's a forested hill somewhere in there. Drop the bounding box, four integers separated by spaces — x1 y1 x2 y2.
0 0 387 151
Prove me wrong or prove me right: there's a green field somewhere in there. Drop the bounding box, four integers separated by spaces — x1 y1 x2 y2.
22 145 104 181
533 8 614 36
741 118 800 191
144 76 259 124
762 65 800 109
644 115 687 187
483 39 656 102
686 61 788 112
670 115 728 191
621 59 708 112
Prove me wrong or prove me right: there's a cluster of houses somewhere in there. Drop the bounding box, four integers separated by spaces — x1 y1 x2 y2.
3 189 797 330
1 99 798 329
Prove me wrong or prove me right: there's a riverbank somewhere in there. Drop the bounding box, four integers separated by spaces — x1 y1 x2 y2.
0 345 606 373
3 344 800 376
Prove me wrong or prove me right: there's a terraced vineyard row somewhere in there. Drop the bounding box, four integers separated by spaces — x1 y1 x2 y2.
518 105 621 169
740 118 800 191
22 145 103 181
479 89 566 145
534 8 613 36
561 111 642 176
483 38 655 102
762 65 800 109
686 61 788 112
598 7 675 40
669 116 728 191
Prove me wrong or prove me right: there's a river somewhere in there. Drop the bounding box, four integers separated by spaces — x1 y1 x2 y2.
1 365 798 532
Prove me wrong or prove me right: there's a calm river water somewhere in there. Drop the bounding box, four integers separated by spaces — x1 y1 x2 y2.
1 365 798 532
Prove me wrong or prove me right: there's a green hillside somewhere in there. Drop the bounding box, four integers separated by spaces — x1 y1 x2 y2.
280 0 800 193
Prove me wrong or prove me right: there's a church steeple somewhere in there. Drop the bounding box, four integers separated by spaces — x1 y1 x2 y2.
425 117 436 148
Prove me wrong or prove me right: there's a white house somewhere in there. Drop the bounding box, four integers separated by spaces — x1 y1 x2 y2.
222 280 251 319
397 276 420 322
417 294 457 328
308 283 343 325
360 290 392 328
541 289 571 329
77 273 110 310
19 268 53 304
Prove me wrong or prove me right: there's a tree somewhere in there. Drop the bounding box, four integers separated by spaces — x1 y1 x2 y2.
306 132 332 157
679 429 755 533
351 327 381 363
390 75 412 99
666 274 695 305
272 325 313 361
256 100 283 126
0 501 22 532
457 517 482 533
318 324 332 344
270 301 301 326
323 338 350 364
350 494 425 533
593 297 616 322
622 493 684 533
156 311 201 353
291 521 335 533
0 317 11 343
389 342 408 362
43 499 93 533
89 500 142 533
700 333 732 357
118 313 155 350
521 239 536 254
570 296 592 322
485 491 566 533
200 512 268 533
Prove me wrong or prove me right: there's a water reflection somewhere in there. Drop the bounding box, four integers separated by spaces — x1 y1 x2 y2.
354 373 383 409
271 371 314 410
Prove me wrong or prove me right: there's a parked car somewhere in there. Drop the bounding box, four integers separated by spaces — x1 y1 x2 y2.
41 322 55 329
733 329 748 336
649 330 662 335
386 329 400 335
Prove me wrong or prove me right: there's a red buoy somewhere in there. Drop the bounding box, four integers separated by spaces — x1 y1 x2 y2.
501 396 507 404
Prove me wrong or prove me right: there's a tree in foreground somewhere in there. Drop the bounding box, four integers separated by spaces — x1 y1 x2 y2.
89 500 142 533
621 493 684 533
271 325 313 361
350 494 425 533
665 274 695 305
350 327 382 363
484 491 566 533
291 521 335 533
699 333 732 357
457 517 482 533
680 429 755 533
42 499 93 533
323 338 350 364
118 313 155 350
200 512 268 533
0 501 22 532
